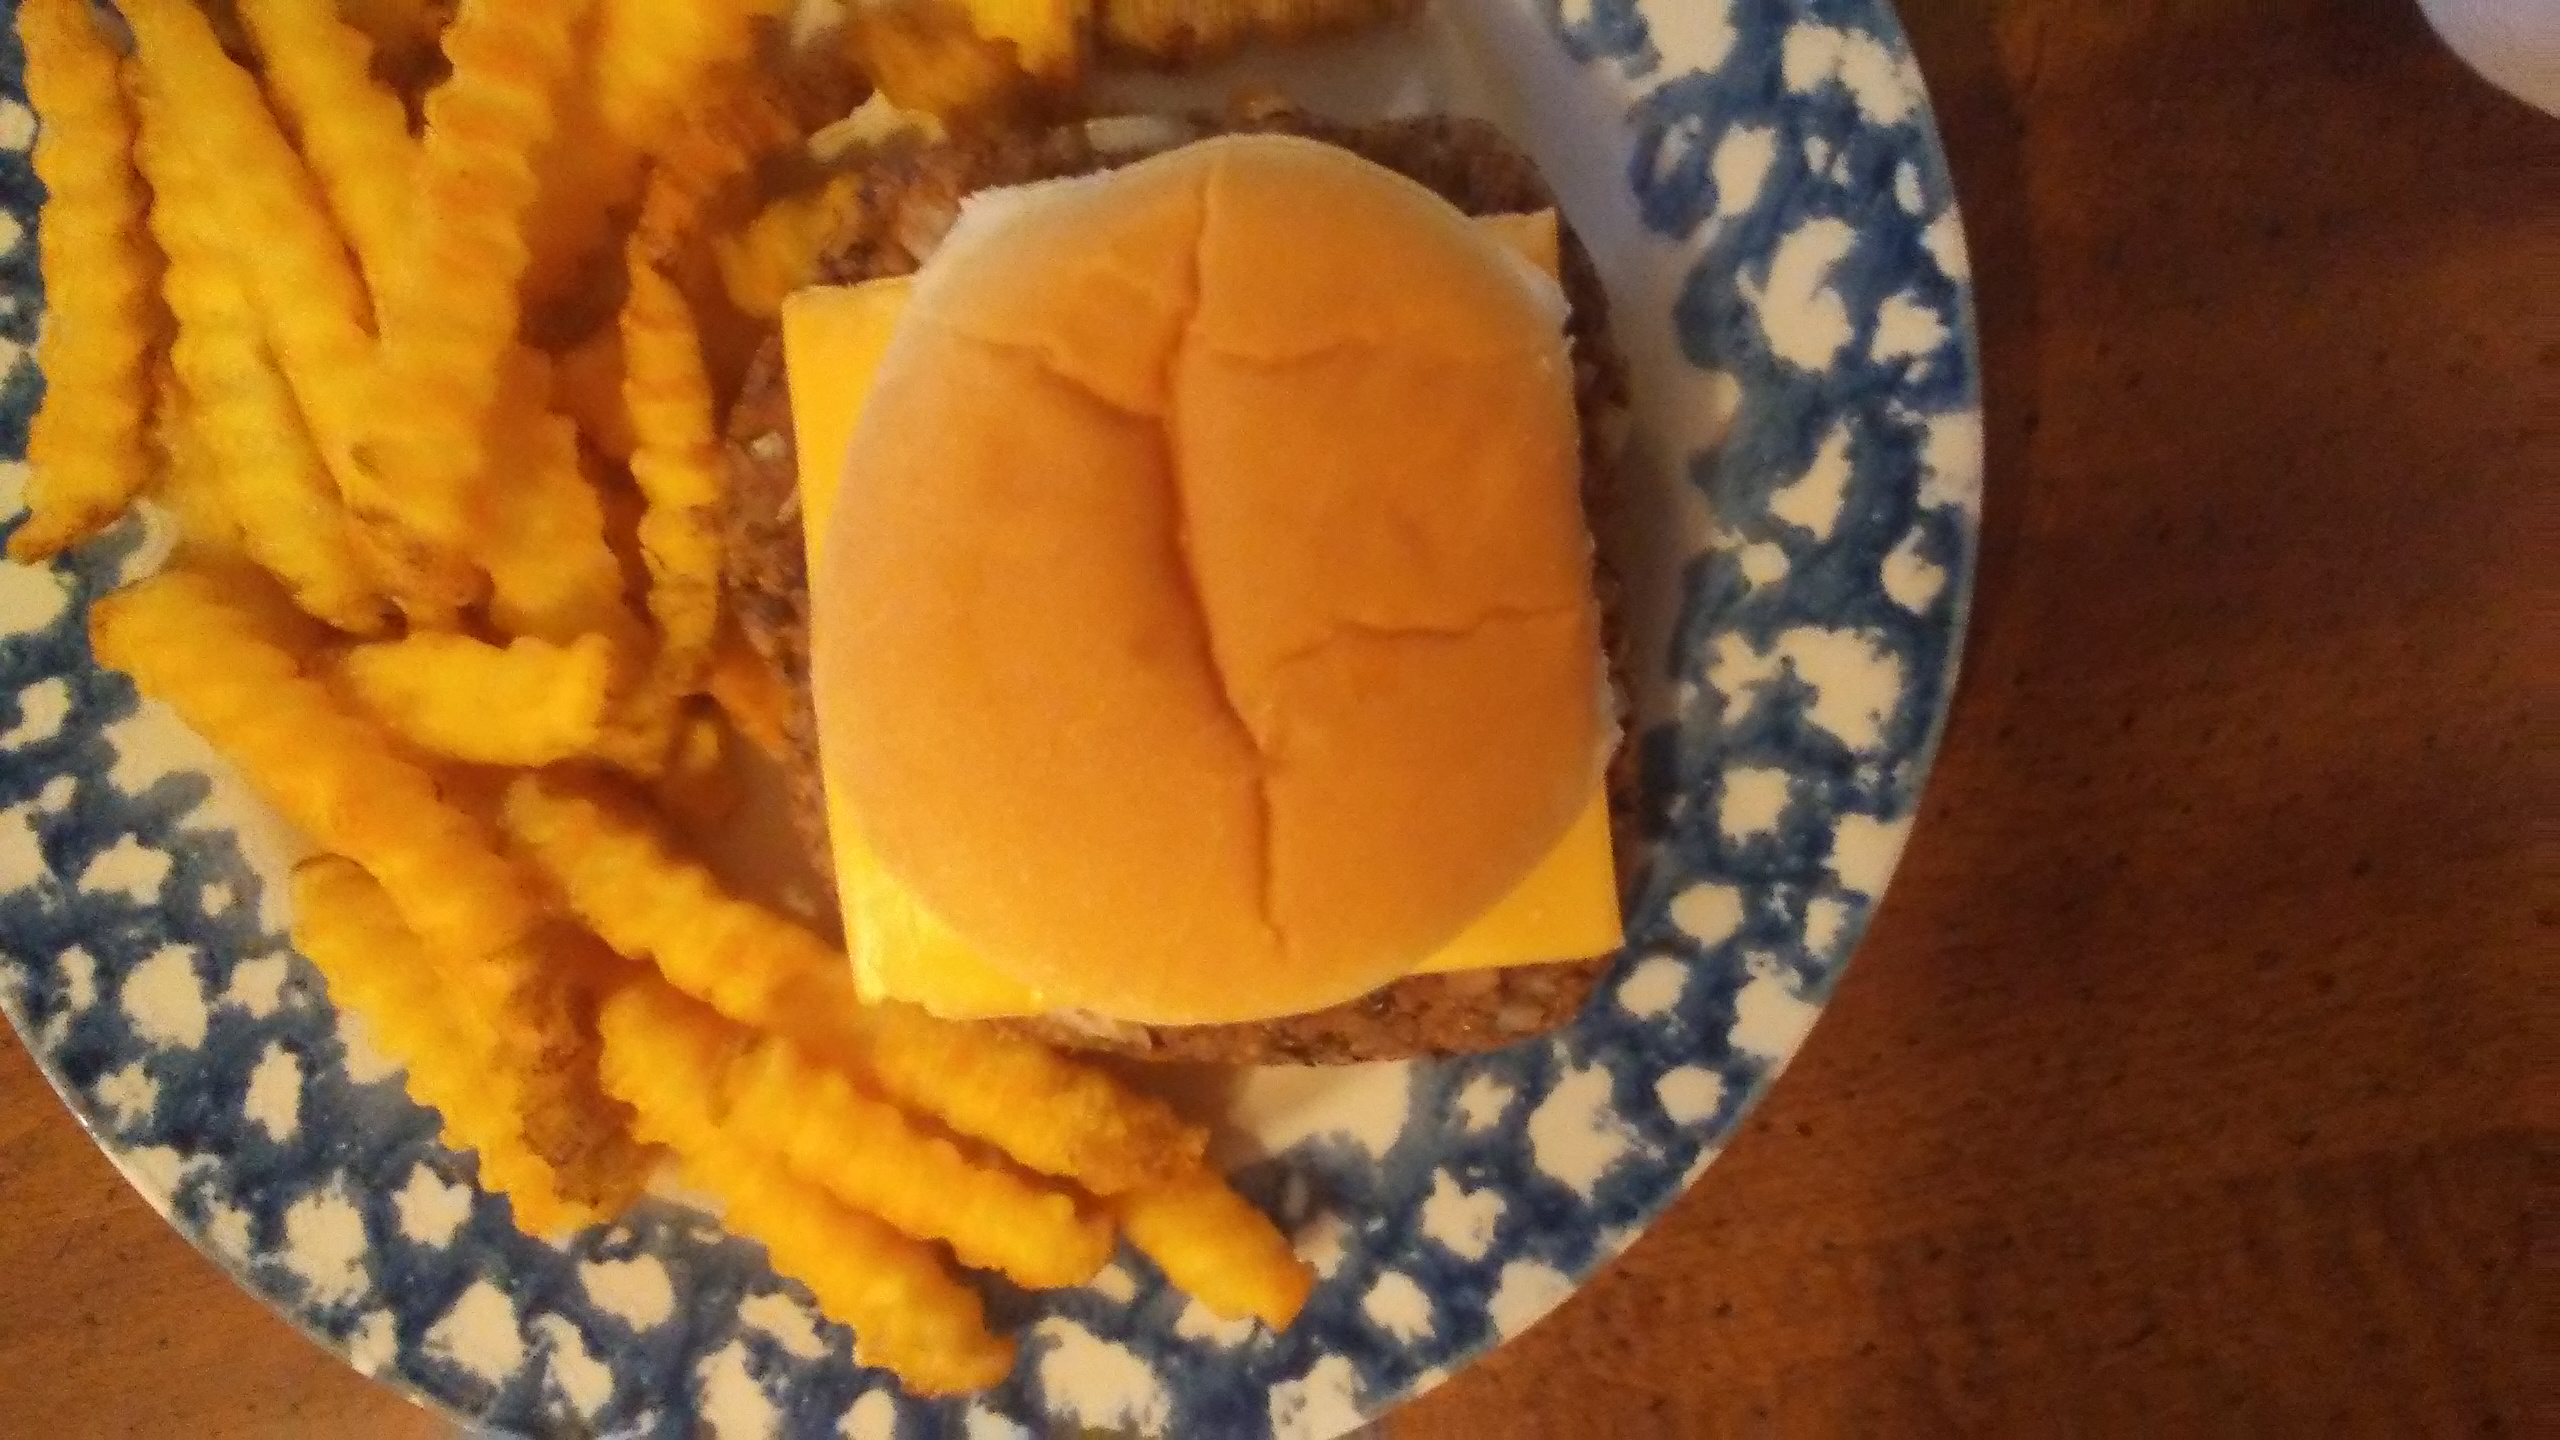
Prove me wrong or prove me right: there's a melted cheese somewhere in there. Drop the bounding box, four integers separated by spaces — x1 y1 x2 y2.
782 207 1622 1020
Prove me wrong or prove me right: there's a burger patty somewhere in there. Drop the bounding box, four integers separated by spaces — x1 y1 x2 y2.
722 104 1634 1065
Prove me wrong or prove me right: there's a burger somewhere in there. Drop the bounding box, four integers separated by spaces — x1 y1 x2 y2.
723 103 1633 1065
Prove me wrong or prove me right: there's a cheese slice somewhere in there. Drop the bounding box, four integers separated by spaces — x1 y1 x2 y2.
783 207 1623 1021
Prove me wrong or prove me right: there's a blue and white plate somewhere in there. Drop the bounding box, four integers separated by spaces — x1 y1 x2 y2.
0 3 1978 1435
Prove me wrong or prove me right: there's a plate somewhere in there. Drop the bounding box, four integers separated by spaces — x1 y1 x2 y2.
0 2 1979 1436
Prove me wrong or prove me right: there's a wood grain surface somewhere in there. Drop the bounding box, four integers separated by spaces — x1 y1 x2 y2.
0 1 2546 1436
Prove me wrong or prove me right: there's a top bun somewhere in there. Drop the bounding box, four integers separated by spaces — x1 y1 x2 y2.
810 134 1605 1026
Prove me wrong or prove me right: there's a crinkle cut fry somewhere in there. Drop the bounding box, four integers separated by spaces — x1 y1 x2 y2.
521 0 782 314
500 769 858 1029
340 631 617 767
474 921 655 1216
146 367 244 563
601 83 798 769
629 80 800 266
290 856 596 1236
716 174 867 320
92 569 544 960
237 0 419 299
842 1001 1207 1197
364 0 597 613
477 348 643 648
499 770 1206 1193
9 0 159 563
594 982 1016 1394
1116 1169 1316 1329
843 3 1045 124
1098 0 1417 64
617 250 726 718
119 0 382 571
727 1034 1117 1289
132 79 388 634
592 0 789 164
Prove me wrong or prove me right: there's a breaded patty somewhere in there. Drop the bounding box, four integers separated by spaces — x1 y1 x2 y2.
721 104 1633 1064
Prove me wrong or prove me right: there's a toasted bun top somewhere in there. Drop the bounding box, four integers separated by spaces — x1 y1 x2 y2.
809 134 1604 1025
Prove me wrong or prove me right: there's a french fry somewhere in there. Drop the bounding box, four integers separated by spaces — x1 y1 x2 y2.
476 920 655 1215
499 770 1209 1193
146 368 244 565
727 1032 1117 1289
618 249 726 703
520 0 784 308
237 0 419 299
133 83 389 635
364 0 595 613
477 350 642 647
590 0 789 164
340 631 617 767
292 856 599 1236
500 769 859 1030
844 3 1042 124
120 0 388 582
842 1000 1208 1197
629 81 801 267
714 173 867 320
597 981 1018 1394
706 624 793 762
93 569 544 960
1097 0 1416 64
1117 1170 1316 1329
9 0 158 563
955 0 1091 83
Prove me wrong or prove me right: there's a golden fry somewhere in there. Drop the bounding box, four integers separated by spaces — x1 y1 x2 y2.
134 86 389 634
1116 1170 1315 1329
501 767 1204 1195
477 351 642 647
521 0 783 306
844 3 1043 124
706 625 794 762
1098 0 1415 63
630 83 800 266
719 1146 1019 1394
728 1034 1116 1289
597 981 1018 1394
475 921 655 1215
591 0 788 164
146 367 244 564
844 1002 1208 1197
955 0 1091 82
237 0 419 298
9 0 158 563
340 631 617 767
501 769 858 1030
291 856 599 1236
715 174 867 320
619 251 725 701
364 0 595 611
93 569 544 959
121 0 386 579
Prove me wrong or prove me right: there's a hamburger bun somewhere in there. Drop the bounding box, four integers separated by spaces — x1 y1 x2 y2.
806 134 1609 1027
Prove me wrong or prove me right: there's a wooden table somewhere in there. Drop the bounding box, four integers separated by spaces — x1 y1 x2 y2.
1 1 2544 1435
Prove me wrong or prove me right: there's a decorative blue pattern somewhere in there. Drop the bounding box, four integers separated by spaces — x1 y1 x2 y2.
0 2 1978 1436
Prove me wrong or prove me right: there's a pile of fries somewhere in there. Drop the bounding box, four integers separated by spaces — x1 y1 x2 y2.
9 0 1419 1395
